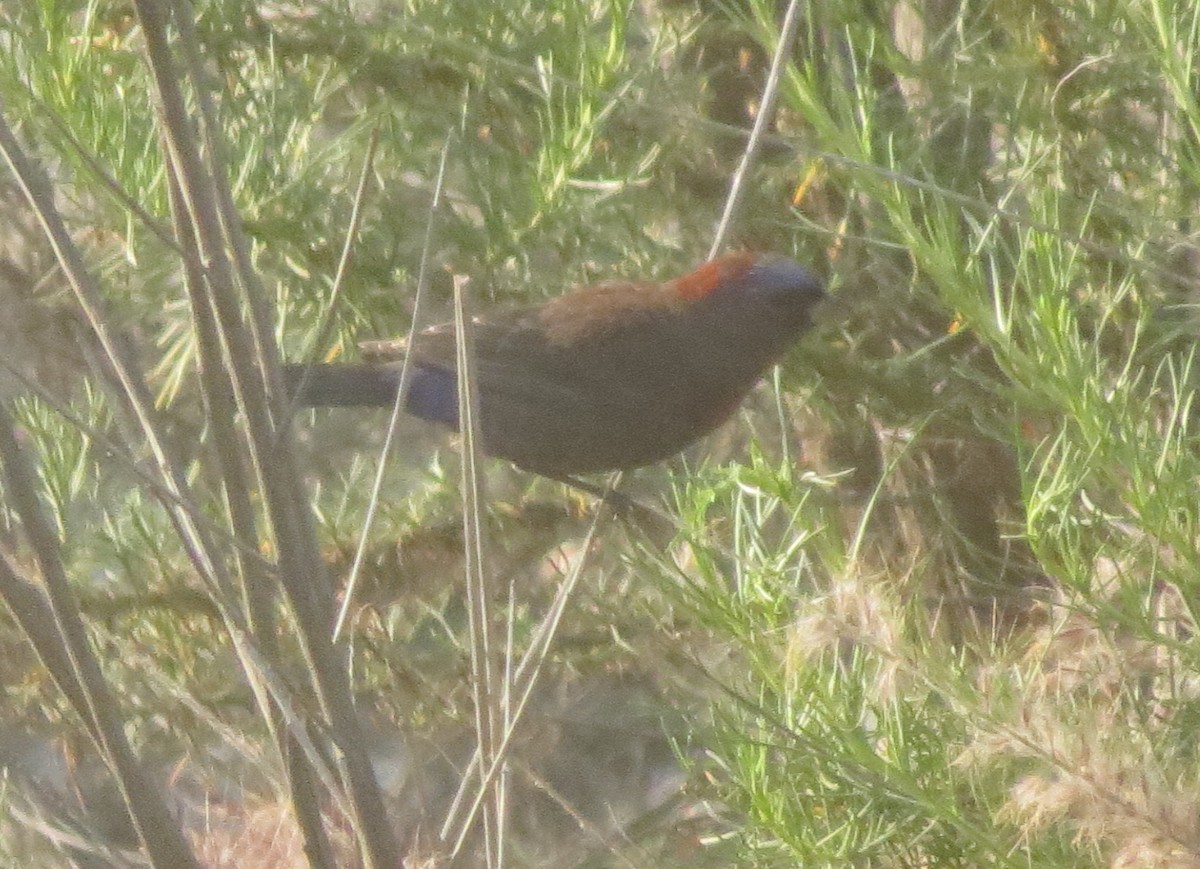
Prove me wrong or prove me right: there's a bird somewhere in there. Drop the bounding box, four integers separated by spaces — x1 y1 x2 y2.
284 252 825 478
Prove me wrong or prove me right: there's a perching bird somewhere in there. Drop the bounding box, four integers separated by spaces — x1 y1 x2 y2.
284 252 825 477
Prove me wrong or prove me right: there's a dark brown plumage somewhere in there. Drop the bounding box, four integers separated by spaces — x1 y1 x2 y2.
285 253 824 476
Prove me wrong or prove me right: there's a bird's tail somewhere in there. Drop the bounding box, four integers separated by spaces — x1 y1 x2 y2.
283 363 401 407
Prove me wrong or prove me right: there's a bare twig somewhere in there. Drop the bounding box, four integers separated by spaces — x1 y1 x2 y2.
333 133 454 642
708 0 805 259
132 0 400 863
284 127 381 432
0 405 201 867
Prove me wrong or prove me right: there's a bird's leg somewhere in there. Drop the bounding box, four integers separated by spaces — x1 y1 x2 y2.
554 474 655 519
553 474 630 507
551 475 677 537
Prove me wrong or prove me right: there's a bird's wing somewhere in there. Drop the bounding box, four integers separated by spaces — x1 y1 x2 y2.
361 282 674 362
356 280 693 412
357 303 546 367
534 280 685 345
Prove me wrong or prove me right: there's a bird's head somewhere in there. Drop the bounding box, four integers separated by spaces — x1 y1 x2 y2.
674 252 825 319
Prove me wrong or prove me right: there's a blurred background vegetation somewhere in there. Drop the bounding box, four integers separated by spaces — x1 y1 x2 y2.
1 0 1199 865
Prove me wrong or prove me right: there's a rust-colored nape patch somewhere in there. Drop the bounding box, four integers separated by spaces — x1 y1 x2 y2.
673 251 757 300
